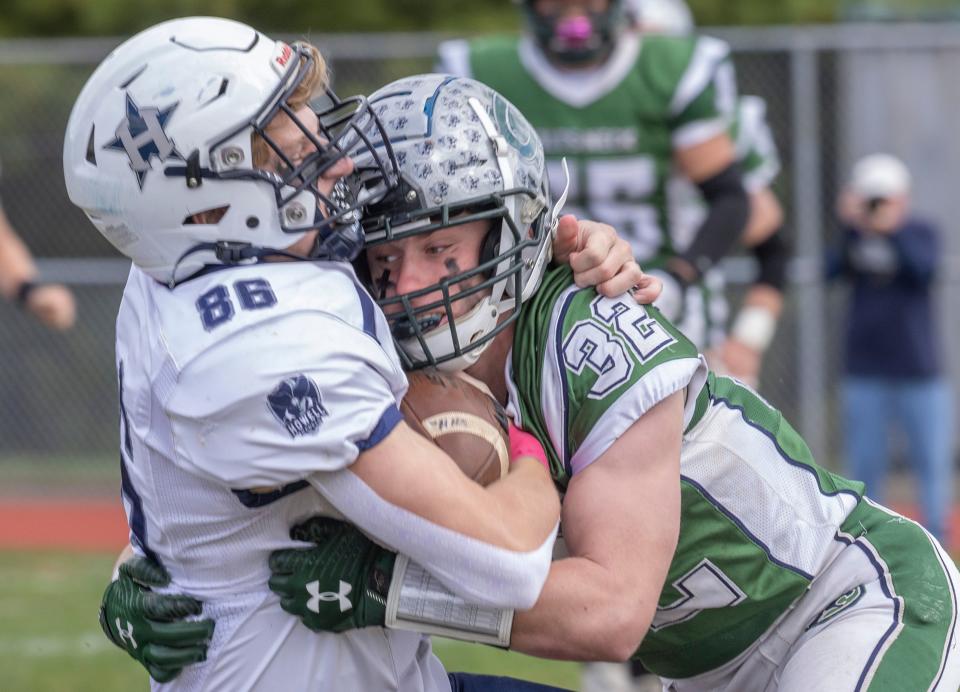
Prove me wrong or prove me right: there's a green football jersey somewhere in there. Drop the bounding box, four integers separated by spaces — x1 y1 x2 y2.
510 267 866 679
437 32 738 266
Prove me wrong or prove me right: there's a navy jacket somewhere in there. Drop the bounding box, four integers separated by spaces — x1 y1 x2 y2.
826 217 941 378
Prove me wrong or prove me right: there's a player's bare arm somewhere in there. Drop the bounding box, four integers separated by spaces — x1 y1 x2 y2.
742 186 784 246
508 391 683 661
0 206 76 330
674 131 735 185
717 187 787 383
349 421 560 553
0 206 36 295
651 132 748 324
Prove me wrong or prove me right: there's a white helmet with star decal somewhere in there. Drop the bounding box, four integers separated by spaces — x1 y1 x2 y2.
64 16 397 285
352 74 558 372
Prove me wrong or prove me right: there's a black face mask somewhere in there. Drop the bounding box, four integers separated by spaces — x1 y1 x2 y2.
310 179 366 262
523 1 625 66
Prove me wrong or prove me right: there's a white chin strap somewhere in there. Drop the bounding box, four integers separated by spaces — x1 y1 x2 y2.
399 294 500 372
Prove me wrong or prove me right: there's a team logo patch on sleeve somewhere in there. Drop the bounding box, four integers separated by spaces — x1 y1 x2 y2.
267 375 329 438
806 585 865 631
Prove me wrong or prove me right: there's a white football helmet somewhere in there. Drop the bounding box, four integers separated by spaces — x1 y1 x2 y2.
626 0 694 33
64 16 397 285
353 74 556 372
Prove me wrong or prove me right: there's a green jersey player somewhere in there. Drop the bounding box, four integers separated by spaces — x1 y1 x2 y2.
103 75 960 690
279 76 960 691
629 0 789 388
436 0 751 351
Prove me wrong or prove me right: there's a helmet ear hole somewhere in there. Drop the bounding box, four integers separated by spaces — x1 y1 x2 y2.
183 206 230 226
479 223 502 278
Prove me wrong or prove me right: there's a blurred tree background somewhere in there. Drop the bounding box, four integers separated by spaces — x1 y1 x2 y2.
0 0 846 38
4 0 960 36
5 0 960 37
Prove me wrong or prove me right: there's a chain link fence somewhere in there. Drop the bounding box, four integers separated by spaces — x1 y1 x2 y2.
2 25 959 492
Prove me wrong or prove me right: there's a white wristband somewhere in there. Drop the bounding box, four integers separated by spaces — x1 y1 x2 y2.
731 306 777 352
385 555 514 647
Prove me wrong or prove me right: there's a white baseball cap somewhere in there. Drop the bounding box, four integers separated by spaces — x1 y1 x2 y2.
850 153 911 198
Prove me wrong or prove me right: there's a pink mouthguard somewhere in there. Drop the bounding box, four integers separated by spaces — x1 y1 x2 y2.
555 15 593 45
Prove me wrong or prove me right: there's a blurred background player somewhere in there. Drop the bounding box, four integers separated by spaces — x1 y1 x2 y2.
627 0 789 389
436 0 751 366
828 153 953 545
0 161 76 330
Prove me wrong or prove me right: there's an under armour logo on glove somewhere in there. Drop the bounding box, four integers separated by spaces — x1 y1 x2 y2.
115 618 138 650
307 579 353 613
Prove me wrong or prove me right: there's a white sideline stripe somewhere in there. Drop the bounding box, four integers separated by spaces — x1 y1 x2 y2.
0 632 114 657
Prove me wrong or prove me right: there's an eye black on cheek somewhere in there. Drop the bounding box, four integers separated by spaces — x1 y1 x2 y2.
444 258 461 276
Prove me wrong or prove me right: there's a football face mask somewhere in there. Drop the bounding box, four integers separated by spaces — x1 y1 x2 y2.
352 74 556 372
64 18 400 285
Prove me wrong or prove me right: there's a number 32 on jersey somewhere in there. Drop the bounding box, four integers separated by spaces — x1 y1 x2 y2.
562 295 676 400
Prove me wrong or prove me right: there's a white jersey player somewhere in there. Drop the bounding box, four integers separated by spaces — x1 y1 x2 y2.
65 18 569 692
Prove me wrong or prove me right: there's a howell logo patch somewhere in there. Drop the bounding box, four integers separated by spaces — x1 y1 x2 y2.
267 374 328 438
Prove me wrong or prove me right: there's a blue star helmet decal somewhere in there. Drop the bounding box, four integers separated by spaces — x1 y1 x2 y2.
104 93 183 189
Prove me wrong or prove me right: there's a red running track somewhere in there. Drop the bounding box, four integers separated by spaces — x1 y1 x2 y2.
0 499 956 552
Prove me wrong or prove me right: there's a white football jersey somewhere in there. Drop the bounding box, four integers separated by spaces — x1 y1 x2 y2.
115 260 450 692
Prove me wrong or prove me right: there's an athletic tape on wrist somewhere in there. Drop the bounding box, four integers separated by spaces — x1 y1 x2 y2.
731 305 777 352
385 555 514 647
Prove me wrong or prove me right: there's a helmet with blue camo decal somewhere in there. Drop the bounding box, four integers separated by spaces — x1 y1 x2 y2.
64 17 398 285
351 74 555 372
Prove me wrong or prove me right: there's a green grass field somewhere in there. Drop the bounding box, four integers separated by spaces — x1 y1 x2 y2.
0 550 580 692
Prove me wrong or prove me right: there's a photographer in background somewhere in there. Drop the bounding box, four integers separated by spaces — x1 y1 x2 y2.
828 153 952 544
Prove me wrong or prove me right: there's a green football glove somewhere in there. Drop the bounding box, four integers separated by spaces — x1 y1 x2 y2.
99 555 215 683
268 517 396 633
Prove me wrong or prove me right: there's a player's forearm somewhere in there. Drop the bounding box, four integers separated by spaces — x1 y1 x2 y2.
349 425 559 553
486 458 562 549
741 187 784 247
0 213 38 299
310 467 557 609
509 556 655 661
742 283 783 319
